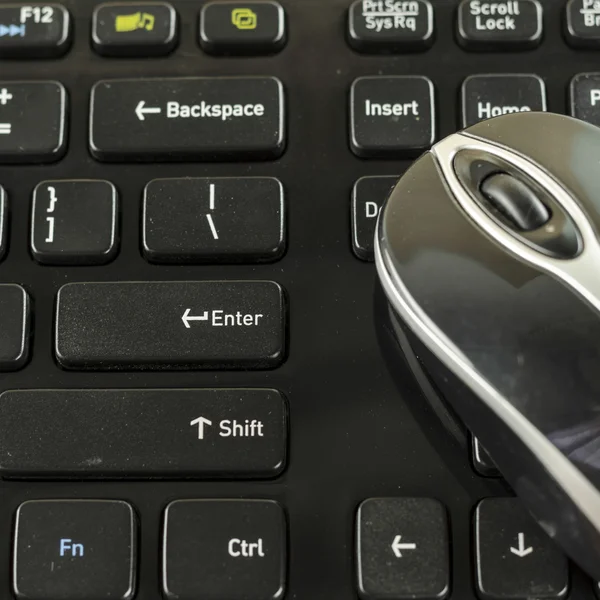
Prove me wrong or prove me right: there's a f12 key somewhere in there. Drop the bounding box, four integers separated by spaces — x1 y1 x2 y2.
0 4 71 58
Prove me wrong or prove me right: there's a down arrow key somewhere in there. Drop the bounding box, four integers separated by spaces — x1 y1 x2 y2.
509 532 533 558
475 498 569 599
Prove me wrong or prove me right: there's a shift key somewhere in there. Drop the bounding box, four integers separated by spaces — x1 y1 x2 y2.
55 281 286 370
89 77 285 161
0 388 287 478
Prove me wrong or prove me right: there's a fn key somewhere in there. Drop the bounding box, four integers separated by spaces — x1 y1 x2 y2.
14 500 136 600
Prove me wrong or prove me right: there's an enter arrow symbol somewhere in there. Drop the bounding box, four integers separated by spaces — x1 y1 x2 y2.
190 416 213 440
510 532 534 558
135 100 161 121
182 308 209 329
391 535 417 558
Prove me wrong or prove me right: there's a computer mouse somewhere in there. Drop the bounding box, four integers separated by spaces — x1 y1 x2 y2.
375 111 600 580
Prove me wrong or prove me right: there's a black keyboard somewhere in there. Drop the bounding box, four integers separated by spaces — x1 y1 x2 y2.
0 0 599 598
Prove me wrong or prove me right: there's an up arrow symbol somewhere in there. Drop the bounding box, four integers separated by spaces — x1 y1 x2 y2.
190 416 213 440
510 532 534 558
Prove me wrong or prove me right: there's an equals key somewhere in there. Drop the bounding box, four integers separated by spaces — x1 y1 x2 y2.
0 82 67 164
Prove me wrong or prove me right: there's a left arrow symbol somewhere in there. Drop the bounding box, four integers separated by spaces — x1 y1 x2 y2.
135 100 161 121
391 535 417 558
190 416 213 440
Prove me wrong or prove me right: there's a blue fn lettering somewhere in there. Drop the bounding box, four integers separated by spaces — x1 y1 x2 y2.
59 538 84 557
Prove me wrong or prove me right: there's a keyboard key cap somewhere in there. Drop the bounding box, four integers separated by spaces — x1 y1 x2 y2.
472 437 500 477
351 176 398 261
0 4 70 58
461 74 546 127
0 81 66 163
55 281 286 370
350 76 435 158
356 498 450 599
0 185 6 262
163 499 286 600
0 389 287 478
200 1 285 55
13 500 136 600
566 0 600 48
348 0 434 53
90 77 285 161
92 2 177 57
475 498 569 599
0 284 30 371
31 180 118 265
570 73 600 127
143 177 285 264
457 0 543 50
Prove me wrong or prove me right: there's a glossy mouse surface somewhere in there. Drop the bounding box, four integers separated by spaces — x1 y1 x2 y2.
375 112 600 580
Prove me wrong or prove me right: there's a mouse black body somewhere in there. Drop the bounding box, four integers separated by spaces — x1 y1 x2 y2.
375 112 600 580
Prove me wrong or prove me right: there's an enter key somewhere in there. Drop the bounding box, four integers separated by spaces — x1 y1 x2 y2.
55 280 287 370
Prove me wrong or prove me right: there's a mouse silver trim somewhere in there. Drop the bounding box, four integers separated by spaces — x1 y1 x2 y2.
375 234 600 539
433 132 600 316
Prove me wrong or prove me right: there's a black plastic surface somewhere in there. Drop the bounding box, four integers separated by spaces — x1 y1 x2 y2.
0 0 596 598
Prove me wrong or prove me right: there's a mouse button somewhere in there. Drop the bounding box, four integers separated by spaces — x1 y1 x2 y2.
380 152 542 340
480 172 551 232
464 112 600 232
381 151 538 290
453 150 582 260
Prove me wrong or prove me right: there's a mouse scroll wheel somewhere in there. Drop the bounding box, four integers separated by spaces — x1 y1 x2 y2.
480 173 551 232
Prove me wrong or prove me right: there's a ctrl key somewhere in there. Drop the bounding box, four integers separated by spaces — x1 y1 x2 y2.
163 499 286 600
13 500 137 600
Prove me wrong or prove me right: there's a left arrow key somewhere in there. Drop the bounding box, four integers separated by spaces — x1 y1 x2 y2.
0 4 71 57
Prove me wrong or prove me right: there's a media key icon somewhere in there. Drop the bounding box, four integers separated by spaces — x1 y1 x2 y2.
232 7 258 30
114 11 155 32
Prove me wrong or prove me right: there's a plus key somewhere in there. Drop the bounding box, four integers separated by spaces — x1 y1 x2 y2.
0 82 67 163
